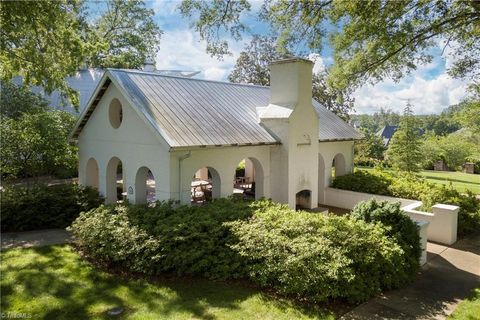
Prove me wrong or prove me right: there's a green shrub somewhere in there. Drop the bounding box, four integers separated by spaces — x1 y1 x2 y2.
69 205 162 273
332 170 480 236
70 198 418 303
332 169 393 195
1 183 103 232
70 198 255 279
228 201 412 303
350 199 421 283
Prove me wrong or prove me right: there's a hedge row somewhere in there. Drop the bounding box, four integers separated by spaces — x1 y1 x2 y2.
332 169 480 235
1 184 103 232
69 198 420 303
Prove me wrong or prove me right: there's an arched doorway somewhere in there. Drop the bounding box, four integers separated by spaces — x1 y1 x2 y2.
135 166 156 204
106 157 124 204
331 153 346 183
191 166 221 204
233 157 264 200
296 189 312 210
85 157 99 189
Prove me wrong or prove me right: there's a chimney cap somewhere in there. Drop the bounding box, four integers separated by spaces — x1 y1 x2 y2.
270 57 313 66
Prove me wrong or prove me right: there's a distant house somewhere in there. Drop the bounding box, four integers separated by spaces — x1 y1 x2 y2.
376 125 398 147
376 125 424 147
71 58 363 209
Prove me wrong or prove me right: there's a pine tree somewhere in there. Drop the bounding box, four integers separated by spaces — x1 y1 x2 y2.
386 103 424 172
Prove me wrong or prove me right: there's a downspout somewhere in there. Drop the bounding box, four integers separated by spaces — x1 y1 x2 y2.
178 151 191 201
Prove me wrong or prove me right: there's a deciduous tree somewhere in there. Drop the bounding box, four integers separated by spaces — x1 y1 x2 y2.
0 82 49 119
85 0 162 69
1 0 90 107
1 0 162 108
180 0 480 90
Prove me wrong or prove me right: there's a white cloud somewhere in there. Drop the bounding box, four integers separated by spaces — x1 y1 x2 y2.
353 72 469 114
155 29 242 81
308 53 326 74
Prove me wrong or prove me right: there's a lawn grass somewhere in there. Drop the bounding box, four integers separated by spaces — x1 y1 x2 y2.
0 245 335 320
448 287 480 319
419 170 480 194
357 167 480 194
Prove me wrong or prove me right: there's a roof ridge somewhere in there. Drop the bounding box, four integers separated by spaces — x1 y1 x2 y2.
107 68 270 90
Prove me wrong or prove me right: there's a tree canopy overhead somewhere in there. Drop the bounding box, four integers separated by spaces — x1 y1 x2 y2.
85 0 162 69
1 0 89 107
180 0 480 91
1 0 162 108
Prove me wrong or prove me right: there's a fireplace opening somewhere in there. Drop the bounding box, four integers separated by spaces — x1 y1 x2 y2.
296 189 312 210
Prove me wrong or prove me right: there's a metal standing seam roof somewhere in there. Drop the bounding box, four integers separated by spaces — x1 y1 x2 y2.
72 69 363 147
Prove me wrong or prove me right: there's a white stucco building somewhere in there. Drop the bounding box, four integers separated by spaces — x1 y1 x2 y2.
71 58 362 209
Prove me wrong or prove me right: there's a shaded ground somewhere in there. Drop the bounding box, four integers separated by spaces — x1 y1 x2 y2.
341 233 480 320
1 229 72 251
0 245 335 320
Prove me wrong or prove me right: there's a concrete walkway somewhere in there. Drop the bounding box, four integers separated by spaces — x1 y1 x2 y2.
1 229 72 251
341 233 480 320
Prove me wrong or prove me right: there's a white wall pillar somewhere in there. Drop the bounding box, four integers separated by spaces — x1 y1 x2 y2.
244 158 255 181
431 204 459 245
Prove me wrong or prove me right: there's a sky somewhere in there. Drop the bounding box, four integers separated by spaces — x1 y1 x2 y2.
147 0 470 115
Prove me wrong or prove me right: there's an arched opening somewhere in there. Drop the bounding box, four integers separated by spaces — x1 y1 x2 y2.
233 157 264 200
331 153 346 183
109 98 123 129
135 166 156 204
106 157 124 204
296 190 312 210
318 154 325 204
191 166 221 204
85 157 99 189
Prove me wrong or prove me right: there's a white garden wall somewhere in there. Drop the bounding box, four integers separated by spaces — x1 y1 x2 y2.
323 187 458 246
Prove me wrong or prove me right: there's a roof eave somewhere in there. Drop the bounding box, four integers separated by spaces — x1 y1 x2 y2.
169 141 281 152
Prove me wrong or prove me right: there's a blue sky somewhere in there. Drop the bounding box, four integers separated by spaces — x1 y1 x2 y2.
146 0 469 115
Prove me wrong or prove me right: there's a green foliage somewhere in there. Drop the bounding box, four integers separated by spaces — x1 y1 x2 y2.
351 108 401 133
0 0 90 107
0 0 162 106
354 132 386 166
228 35 287 86
228 200 413 303
1 110 78 179
179 0 251 57
386 105 424 172
332 170 393 195
71 199 255 279
236 160 246 177
70 198 419 303
228 35 354 119
455 98 480 134
350 199 421 281
333 170 480 235
85 0 162 69
422 134 479 170
180 1 479 89
1 184 103 232
0 82 49 119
